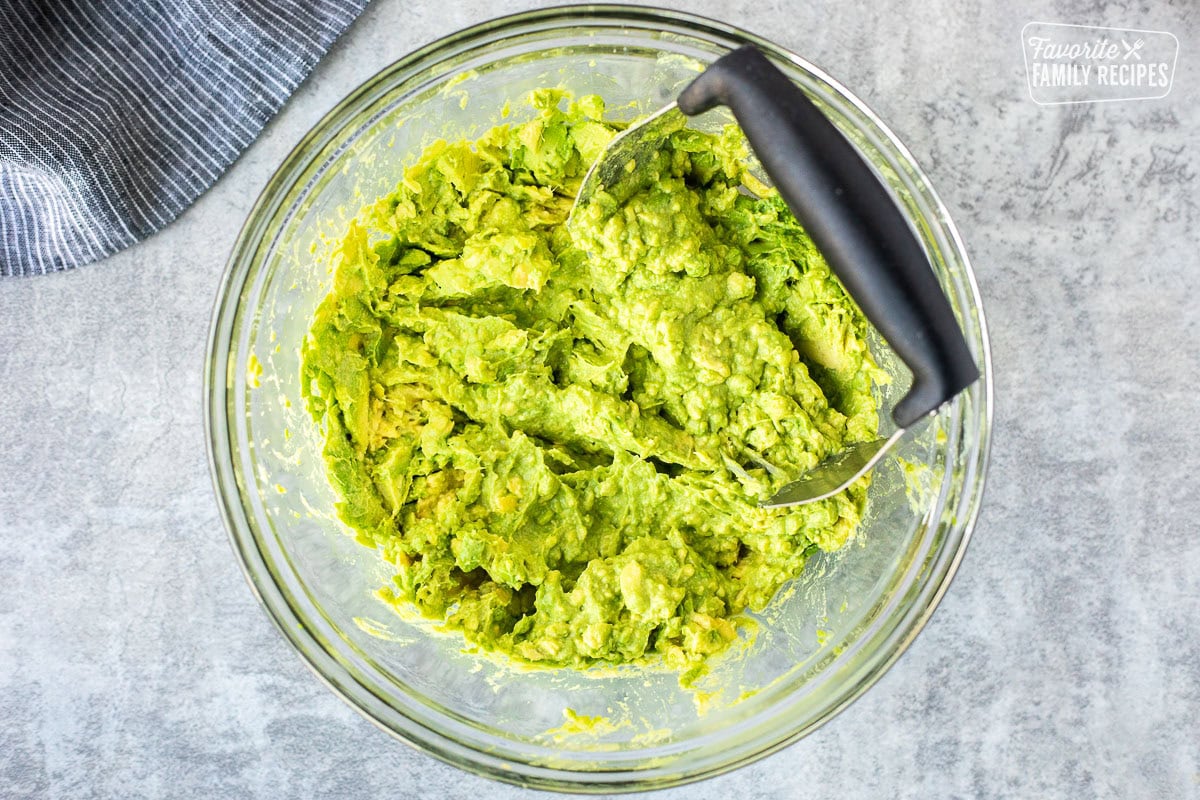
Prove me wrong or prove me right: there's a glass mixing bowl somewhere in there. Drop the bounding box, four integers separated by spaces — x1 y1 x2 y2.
205 5 992 792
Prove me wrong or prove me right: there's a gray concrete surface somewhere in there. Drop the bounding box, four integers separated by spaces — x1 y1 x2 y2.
2 1 1197 797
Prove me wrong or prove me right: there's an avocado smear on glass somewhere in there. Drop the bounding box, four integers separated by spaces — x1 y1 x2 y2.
301 90 883 674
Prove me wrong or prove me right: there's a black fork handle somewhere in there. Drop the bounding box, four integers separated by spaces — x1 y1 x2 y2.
678 46 978 428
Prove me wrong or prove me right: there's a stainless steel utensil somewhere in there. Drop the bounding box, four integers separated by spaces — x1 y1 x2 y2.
570 46 979 507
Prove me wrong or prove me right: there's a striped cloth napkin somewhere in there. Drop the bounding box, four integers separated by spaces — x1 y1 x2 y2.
0 0 368 277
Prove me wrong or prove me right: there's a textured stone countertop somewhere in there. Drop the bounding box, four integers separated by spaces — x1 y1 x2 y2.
2 1 1196 797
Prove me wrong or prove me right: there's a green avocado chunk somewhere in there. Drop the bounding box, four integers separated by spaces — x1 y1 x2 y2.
301 89 883 673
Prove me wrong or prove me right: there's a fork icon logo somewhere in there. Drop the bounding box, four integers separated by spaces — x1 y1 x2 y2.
1023 22 1178 104
1122 38 1145 60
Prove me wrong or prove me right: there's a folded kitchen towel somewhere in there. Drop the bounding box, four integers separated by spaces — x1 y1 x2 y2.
0 0 368 276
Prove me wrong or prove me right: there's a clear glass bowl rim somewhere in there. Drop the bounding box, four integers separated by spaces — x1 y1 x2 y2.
205 3 994 792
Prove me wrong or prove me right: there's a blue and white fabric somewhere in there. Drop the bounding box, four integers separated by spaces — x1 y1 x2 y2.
0 0 368 276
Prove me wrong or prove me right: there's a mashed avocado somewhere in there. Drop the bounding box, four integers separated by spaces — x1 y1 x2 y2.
301 90 882 673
